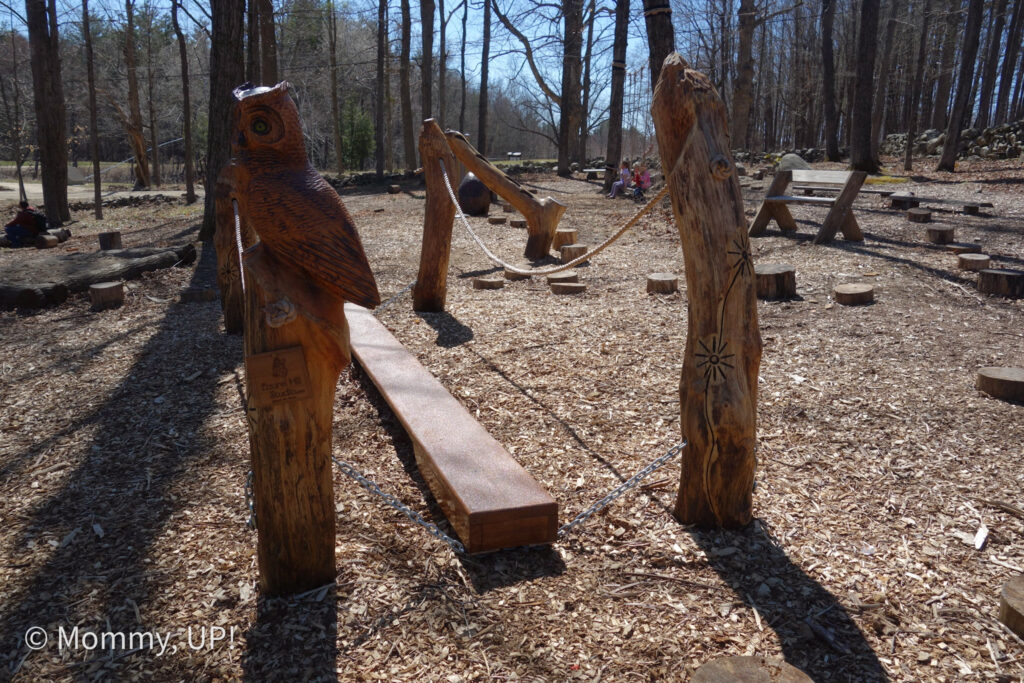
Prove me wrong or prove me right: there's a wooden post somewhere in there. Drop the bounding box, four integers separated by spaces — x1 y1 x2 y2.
754 264 796 299
89 281 124 310
98 231 122 250
414 119 458 312
445 130 567 259
652 54 762 528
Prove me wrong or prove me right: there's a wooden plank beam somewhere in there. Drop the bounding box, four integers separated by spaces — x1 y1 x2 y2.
345 304 558 553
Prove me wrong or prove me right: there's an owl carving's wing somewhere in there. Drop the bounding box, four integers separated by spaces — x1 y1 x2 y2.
248 169 380 309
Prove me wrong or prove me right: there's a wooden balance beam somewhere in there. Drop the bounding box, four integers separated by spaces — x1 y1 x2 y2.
345 303 558 553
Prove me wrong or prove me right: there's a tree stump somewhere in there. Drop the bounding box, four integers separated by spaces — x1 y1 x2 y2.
472 276 505 290
488 216 506 225
552 228 578 251
926 226 954 244
692 656 813 683
98 231 123 250
388 184 400 194
35 234 59 249
646 273 678 294
963 204 980 215
907 208 932 223
504 268 531 281
834 283 874 305
510 218 527 229
958 253 991 271
90 281 124 311
550 281 586 294
752 169 765 180
890 195 920 209
754 264 796 299
559 243 587 263
502 203 515 213
546 271 578 285
976 367 1024 402
1000 575 1024 638
946 242 981 254
978 269 1024 297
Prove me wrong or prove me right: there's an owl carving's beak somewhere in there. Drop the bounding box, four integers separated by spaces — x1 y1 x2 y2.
236 131 248 149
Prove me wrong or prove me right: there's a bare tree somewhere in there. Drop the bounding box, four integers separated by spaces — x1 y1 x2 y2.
930 0 959 130
937 0 983 171
821 0 840 160
641 0 674 87
1 23 29 203
603 0 628 193
171 0 195 204
375 0 387 176
421 0 434 118
143 4 161 187
122 0 150 189
870 0 904 160
904 0 934 170
399 0 415 167
850 0 881 172
478 0 491 156
994 0 1023 124
327 0 343 174
257 0 277 83
975 0 1007 127
556 0 583 175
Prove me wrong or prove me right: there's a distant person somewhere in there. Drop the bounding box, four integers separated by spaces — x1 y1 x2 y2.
3 201 46 247
632 163 651 201
608 160 631 199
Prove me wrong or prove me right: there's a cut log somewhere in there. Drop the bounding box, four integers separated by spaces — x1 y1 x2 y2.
89 281 124 311
550 282 586 294
834 283 874 305
926 226 955 244
559 243 587 263
958 253 991 271
98 231 123 250
752 169 765 180
692 656 813 683
754 263 796 299
414 120 458 312
946 242 982 254
510 218 527 229
978 268 1024 297
388 184 400 194
976 367 1024 402
546 271 578 285
963 204 980 215
35 234 59 249
445 131 566 259
552 228 578 251
487 216 507 225
0 282 68 309
46 228 71 243
502 203 515 213
504 268 531 281
907 208 932 223
1000 575 1024 638
652 54 761 528
646 272 678 294
472 276 505 290
890 194 920 209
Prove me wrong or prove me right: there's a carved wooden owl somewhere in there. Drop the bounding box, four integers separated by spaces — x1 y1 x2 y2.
231 82 379 309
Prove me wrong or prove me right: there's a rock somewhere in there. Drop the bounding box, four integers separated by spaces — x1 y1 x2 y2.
776 153 811 171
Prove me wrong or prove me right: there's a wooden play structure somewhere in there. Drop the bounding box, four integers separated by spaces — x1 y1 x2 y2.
749 169 867 244
215 57 761 592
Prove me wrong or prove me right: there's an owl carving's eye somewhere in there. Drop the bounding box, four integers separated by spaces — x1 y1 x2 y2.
251 118 270 135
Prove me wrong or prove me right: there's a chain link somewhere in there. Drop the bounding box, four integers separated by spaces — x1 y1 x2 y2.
557 440 686 538
373 280 417 316
332 457 466 554
244 469 257 530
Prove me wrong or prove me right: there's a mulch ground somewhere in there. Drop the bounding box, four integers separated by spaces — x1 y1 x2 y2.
1 156 1023 682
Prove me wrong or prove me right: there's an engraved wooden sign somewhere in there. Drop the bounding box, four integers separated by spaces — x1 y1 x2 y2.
245 346 313 407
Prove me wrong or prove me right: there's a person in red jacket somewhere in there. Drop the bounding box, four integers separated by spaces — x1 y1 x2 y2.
3 201 46 247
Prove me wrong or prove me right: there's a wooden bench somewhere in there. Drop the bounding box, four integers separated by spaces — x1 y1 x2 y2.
749 169 867 244
793 184 894 197
582 167 606 180
888 193 993 213
345 304 558 553
506 151 522 162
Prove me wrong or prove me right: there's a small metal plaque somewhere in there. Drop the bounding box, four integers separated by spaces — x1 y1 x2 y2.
246 346 313 407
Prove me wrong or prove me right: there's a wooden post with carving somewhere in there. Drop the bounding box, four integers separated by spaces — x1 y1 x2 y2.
214 163 248 334
414 119 457 312
651 54 762 528
444 130 567 260
226 82 380 595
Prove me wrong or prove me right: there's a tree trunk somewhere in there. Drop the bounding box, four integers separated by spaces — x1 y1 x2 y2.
171 0 196 204
246 0 260 83
650 54 761 528
850 0 881 172
399 0 416 168
123 0 150 190
83 0 104 218
477 0 491 156
328 0 343 175
438 0 446 126
603 0 629 193
557 0 583 176
642 0 676 87
25 0 70 226
994 0 1023 124
414 120 457 312
975 0 1008 127
421 0 434 119
870 0 902 160
821 0 840 160
905 0 935 170
145 13 161 187
578 0 595 164
730 0 755 149
931 0 960 130
938 0 984 171
200 0 244 242
459 0 468 132
375 0 387 176
257 0 277 84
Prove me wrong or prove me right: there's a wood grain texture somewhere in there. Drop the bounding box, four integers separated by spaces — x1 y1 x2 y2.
651 54 762 528
414 119 458 312
445 130 567 259
214 163 250 334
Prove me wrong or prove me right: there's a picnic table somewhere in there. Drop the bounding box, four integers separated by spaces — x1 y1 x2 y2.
748 169 867 244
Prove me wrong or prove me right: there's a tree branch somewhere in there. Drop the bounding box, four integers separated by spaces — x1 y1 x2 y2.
491 0 560 106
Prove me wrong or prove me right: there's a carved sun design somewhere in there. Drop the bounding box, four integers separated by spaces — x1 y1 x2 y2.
727 237 753 279
695 335 735 384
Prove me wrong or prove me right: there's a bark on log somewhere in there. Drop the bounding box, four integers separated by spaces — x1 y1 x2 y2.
552 228 578 250
98 231 123 250
35 234 58 249
547 271 578 285
958 253 991 271
651 54 762 528
1000 575 1024 638
445 130 567 259
89 281 124 311
0 282 68 309
926 227 955 244
414 120 458 312
646 273 679 294
978 269 1024 297
559 244 587 263
754 264 796 299
976 367 1024 402
550 281 586 294
908 208 932 223
834 283 874 305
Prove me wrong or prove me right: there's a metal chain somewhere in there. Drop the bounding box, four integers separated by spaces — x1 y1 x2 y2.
332 456 466 554
373 280 417 316
437 158 669 277
557 440 687 538
244 469 257 530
